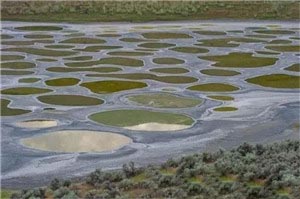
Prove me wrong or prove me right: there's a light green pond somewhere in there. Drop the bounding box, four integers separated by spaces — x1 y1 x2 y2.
265 45 300 52
246 74 300 89
1 55 25 61
19 78 41 83
65 33 85 37
127 93 202 108
1 70 34 76
284 64 300 72
1 62 35 70
199 52 278 68
89 109 194 128
188 83 239 92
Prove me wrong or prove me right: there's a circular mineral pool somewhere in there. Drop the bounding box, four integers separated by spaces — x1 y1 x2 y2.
16 119 58 129
21 130 132 153
89 109 194 131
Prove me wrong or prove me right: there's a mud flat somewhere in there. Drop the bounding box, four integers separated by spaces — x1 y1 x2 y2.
1 20 299 189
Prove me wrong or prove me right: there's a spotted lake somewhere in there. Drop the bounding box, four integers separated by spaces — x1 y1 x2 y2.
1 20 299 189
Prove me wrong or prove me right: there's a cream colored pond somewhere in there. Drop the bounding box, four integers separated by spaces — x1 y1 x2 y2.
21 130 132 153
124 122 191 131
16 119 57 129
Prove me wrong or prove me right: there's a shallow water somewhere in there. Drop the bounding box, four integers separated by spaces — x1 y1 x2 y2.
124 123 190 131
89 109 194 128
21 130 132 153
15 119 58 129
1 20 299 189
126 93 202 108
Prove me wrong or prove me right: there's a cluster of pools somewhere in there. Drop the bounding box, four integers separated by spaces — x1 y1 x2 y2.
1 21 299 187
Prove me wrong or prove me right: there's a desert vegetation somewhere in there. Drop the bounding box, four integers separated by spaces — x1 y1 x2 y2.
9 140 300 199
1 1 299 22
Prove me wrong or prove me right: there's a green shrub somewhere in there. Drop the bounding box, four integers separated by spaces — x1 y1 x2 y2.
53 187 78 199
50 178 61 191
